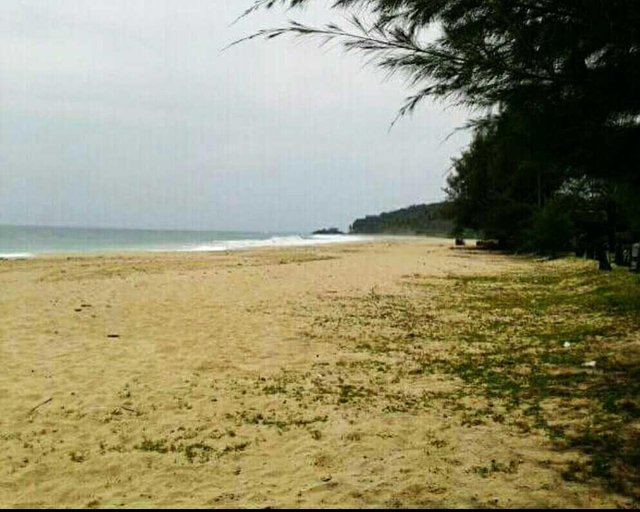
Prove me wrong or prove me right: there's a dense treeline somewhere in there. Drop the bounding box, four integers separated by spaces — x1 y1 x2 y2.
349 202 452 235
245 0 640 264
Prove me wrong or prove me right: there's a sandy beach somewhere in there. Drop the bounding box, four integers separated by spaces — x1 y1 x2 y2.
0 238 636 508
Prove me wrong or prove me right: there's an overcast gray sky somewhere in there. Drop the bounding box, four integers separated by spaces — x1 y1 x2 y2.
0 0 471 232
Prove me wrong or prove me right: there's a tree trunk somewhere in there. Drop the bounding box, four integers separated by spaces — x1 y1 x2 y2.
597 246 612 271
614 242 625 266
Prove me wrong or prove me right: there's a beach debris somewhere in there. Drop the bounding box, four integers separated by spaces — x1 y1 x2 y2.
321 475 332 482
69 451 86 463
476 239 500 250
29 397 53 415
582 360 597 368
107 334 120 339
563 341 571 349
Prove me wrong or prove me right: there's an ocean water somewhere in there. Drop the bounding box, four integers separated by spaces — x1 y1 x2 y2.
0 225 366 259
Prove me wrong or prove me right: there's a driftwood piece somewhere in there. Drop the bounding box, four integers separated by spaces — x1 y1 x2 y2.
29 397 53 415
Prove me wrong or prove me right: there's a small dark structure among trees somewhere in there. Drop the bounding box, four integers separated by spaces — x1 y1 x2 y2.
632 243 640 272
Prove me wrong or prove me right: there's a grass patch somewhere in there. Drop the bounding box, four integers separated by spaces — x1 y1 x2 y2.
472 459 520 478
234 411 328 431
135 439 169 454
134 434 250 463
305 260 640 500
444 268 640 497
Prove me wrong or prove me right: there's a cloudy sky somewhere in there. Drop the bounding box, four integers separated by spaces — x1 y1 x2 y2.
0 0 471 232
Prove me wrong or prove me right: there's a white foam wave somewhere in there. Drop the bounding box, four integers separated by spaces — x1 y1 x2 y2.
0 252 35 260
179 234 372 253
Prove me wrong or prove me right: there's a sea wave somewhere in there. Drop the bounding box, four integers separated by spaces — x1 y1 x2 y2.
0 229 374 258
0 253 35 260
178 234 371 253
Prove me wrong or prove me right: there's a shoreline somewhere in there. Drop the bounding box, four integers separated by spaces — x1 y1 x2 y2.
0 234 451 261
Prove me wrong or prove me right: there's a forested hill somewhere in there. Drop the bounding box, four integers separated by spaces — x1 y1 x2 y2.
349 202 453 235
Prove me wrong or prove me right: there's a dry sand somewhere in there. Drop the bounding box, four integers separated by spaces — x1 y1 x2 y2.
0 238 630 508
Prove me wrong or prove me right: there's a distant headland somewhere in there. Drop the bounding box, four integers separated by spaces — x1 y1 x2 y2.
348 202 453 236
312 227 345 235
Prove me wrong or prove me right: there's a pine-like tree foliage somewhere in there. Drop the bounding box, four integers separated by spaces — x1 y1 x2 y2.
240 0 640 250
240 1 640 121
